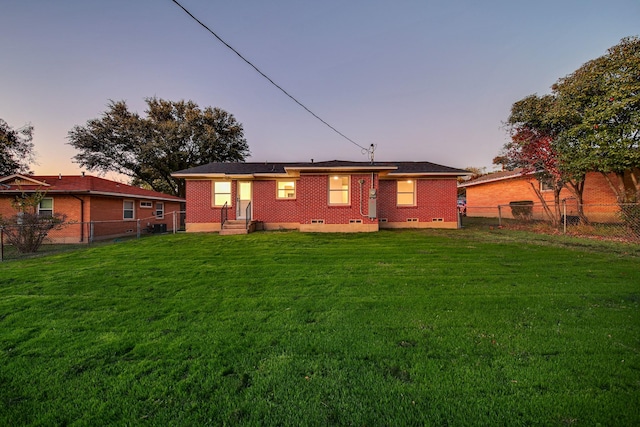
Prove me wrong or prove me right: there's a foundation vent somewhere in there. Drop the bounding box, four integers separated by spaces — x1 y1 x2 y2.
379 218 388 223
432 218 444 222
311 219 325 224
349 219 363 224
407 218 418 222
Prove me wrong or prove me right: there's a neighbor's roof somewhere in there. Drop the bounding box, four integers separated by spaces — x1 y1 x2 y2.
458 169 527 188
173 160 470 177
0 174 185 202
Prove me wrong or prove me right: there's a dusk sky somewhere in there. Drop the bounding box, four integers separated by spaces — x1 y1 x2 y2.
2 1 638 179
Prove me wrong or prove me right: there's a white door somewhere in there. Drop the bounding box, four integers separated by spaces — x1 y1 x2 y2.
237 181 252 219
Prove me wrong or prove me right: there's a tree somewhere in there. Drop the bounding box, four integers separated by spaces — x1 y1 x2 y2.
0 119 35 176
552 36 640 203
0 190 66 253
68 98 250 197
501 37 640 226
503 94 569 224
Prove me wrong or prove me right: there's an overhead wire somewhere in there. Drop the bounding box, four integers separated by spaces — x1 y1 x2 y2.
169 0 372 154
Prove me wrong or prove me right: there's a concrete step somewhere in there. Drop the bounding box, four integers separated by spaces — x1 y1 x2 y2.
220 227 248 235
220 220 255 235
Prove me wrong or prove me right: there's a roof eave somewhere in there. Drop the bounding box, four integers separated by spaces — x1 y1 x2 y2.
0 189 184 202
387 172 470 178
286 166 398 173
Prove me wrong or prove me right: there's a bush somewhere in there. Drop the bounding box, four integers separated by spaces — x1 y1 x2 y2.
619 203 640 239
1 212 66 253
509 201 534 221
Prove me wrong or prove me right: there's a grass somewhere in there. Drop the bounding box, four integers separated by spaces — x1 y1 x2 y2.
0 229 639 426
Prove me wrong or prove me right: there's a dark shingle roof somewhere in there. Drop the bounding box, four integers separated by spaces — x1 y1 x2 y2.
173 160 469 176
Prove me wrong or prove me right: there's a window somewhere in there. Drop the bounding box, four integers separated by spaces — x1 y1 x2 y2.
277 180 296 199
397 180 415 206
155 202 164 219
213 181 232 207
123 200 135 219
329 175 350 205
38 197 53 217
140 201 152 208
540 179 554 192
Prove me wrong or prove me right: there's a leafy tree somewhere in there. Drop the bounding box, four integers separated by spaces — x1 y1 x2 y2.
503 94 569 224
0 119 35 176
68 98 250 197
552 36 640 203
501 37 640 226
0 190 66 253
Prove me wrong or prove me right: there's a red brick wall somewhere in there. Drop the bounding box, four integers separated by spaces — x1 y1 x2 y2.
1 194 182 242
297 174 378 225
185 179 238 223
252 180 299 223
378 179 458 222
184 174 461 229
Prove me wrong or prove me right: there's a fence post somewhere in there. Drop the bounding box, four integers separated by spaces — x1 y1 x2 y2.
89 222 94 244
173 211 177 234
137 219 141 239
498 205 502 227
563 199 567 234
1 227 4 262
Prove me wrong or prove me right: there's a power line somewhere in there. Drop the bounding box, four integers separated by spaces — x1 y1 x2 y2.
170 0 371 153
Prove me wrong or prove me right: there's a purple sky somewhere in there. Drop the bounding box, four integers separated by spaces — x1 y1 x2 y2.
1 0 638 179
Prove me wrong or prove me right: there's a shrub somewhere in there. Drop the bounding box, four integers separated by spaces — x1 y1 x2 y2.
0 190 66 253
619 203 640 239
509 200 534 221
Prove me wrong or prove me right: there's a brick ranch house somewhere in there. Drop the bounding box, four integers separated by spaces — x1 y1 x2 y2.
458 169 621 222
0 174 185 243
172 160 469 233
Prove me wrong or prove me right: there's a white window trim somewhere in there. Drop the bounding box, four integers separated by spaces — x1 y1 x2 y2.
123 200 135 220
540 179 554 192
213 181 232 207
328 175 350 206
155 202 164 219
277 180 296 199
397 180 416 206
38 197 54 216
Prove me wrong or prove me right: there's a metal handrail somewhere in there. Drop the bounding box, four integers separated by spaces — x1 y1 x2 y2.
221 201 228 229
245 202 252 230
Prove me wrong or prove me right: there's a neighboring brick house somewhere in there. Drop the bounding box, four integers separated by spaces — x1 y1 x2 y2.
0 174 185 243
459 169 620 222
172 160 469 233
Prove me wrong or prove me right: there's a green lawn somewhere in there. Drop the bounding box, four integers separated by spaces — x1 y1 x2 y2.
1 229 638 426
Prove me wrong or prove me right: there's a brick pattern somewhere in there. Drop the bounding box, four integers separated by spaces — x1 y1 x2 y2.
298 174 377 225
252 180 299 223
467 172 620 207
378 179 458 222
465 172 621 221
184 174 459 228
185 179 236 223
0 194 181 242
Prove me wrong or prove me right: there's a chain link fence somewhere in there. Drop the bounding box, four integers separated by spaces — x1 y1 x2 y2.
1 211 186 261
465 202 640 242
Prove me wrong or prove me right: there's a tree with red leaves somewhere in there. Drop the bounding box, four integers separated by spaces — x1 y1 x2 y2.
501 94 574 225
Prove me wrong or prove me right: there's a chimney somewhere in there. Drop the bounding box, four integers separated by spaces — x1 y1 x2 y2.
58 173 62 180
81 171 85 177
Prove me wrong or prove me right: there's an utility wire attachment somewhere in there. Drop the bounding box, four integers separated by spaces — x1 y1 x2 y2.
170 0 372 154
362 144 376 163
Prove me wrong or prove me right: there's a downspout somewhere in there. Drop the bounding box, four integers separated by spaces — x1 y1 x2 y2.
70 194 85 242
